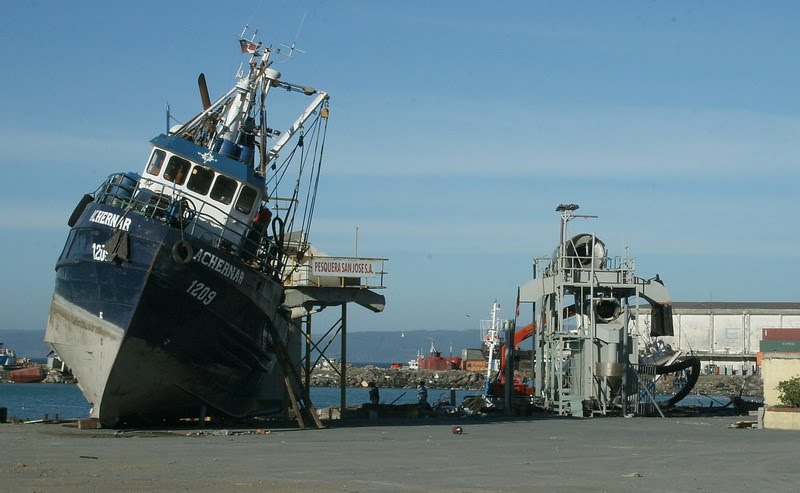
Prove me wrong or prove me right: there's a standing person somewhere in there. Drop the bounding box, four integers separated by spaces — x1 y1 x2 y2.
417 380 428 408
367 381 379 405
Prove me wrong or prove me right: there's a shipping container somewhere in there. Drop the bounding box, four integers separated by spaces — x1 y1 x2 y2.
762 328 800 341
760 339 800 352
463 360 488 372
461 348 484 361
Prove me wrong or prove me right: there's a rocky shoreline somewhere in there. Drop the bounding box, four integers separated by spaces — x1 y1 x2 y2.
3 362 765 399
308 364 486 391
657 372 763 397
0 365 74 384
309 363 765 398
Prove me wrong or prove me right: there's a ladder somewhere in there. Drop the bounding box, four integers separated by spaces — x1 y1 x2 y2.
268 324 324 430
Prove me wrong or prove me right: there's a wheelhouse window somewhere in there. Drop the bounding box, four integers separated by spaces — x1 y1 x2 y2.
186 165 214 195
235 185 259 214
146 149 166 176
163 156 190 185
210 175 238 205
58 229 78 262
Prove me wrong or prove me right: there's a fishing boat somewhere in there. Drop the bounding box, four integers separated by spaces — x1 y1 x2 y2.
416 341 461 371
0 344 16 368
45 29 330 426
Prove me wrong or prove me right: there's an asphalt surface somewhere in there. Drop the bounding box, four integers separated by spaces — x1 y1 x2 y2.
2 414 797 492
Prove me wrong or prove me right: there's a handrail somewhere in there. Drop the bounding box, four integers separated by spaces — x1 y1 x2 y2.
94 173 288 281
536 255 636 278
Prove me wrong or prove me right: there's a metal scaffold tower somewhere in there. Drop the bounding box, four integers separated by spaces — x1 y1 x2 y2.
518 204 673 417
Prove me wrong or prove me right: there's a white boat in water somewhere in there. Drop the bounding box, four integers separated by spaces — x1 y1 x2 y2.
0 344 16 368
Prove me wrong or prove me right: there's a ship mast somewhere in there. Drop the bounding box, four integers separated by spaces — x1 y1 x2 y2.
485 302 502 394
171 36 329 179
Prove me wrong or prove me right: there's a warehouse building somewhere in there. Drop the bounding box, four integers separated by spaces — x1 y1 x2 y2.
638 302 800 375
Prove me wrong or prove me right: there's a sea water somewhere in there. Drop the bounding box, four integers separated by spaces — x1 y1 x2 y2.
0 383 757 421
0 384 478 421
0 383 90 420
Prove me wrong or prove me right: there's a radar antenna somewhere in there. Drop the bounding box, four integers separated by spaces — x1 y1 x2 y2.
278 11 307 59
239 25 259 42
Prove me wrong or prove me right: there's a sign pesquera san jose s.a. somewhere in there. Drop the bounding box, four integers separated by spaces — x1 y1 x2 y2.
311 257 381 278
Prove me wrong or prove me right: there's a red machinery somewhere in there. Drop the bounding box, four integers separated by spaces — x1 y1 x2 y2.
488 321 537 397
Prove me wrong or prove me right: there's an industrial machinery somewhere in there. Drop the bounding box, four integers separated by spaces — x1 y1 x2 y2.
519 204 678 417
482 301 537 401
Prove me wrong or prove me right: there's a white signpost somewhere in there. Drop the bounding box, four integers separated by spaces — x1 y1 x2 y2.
311 257 382 278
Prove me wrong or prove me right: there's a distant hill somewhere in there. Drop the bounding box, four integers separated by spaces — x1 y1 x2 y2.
0 328 485 365
0 329 50 359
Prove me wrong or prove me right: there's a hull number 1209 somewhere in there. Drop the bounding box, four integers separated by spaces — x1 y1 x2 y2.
186 280 217 305
92 243 109 261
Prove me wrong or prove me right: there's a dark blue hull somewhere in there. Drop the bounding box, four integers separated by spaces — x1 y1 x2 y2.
46 201 288 426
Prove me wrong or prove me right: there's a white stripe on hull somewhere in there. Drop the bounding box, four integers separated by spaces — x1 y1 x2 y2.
44 293 125 420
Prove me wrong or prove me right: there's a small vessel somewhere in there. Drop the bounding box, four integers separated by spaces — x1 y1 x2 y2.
0 344 16 368
45 29 330 426
9 366 46 383
480 302 535 399
416 341 461 371
407 351 420 370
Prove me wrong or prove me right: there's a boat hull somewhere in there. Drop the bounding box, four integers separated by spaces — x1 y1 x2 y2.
46 201 289 426
9 366 46 383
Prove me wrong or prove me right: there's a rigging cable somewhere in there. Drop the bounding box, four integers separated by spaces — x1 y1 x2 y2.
298 109 327 249
279 110 324 249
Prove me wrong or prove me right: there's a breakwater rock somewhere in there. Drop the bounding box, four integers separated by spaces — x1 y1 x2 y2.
310 365 765 398
0 364 74 384
657 374 763 397
309 364 486 391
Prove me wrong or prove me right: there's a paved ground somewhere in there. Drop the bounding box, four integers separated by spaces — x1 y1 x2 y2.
2 414 797 492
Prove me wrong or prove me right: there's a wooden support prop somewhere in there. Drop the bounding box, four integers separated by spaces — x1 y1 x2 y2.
268 323 323 429
283 376 305 429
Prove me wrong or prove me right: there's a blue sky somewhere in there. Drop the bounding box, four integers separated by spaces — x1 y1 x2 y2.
1 1 799 338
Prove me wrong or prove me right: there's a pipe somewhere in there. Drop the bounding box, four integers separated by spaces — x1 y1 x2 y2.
655 356 701 409
504 320 515 415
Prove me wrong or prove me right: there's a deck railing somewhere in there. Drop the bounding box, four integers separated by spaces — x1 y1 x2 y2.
94 172 287 282
535 255 636 284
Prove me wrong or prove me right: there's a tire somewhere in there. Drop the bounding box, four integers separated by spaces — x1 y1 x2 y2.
68 194 94 227
171 240 193 264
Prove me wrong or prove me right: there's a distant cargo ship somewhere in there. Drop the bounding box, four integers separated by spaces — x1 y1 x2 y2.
416 342 462 371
